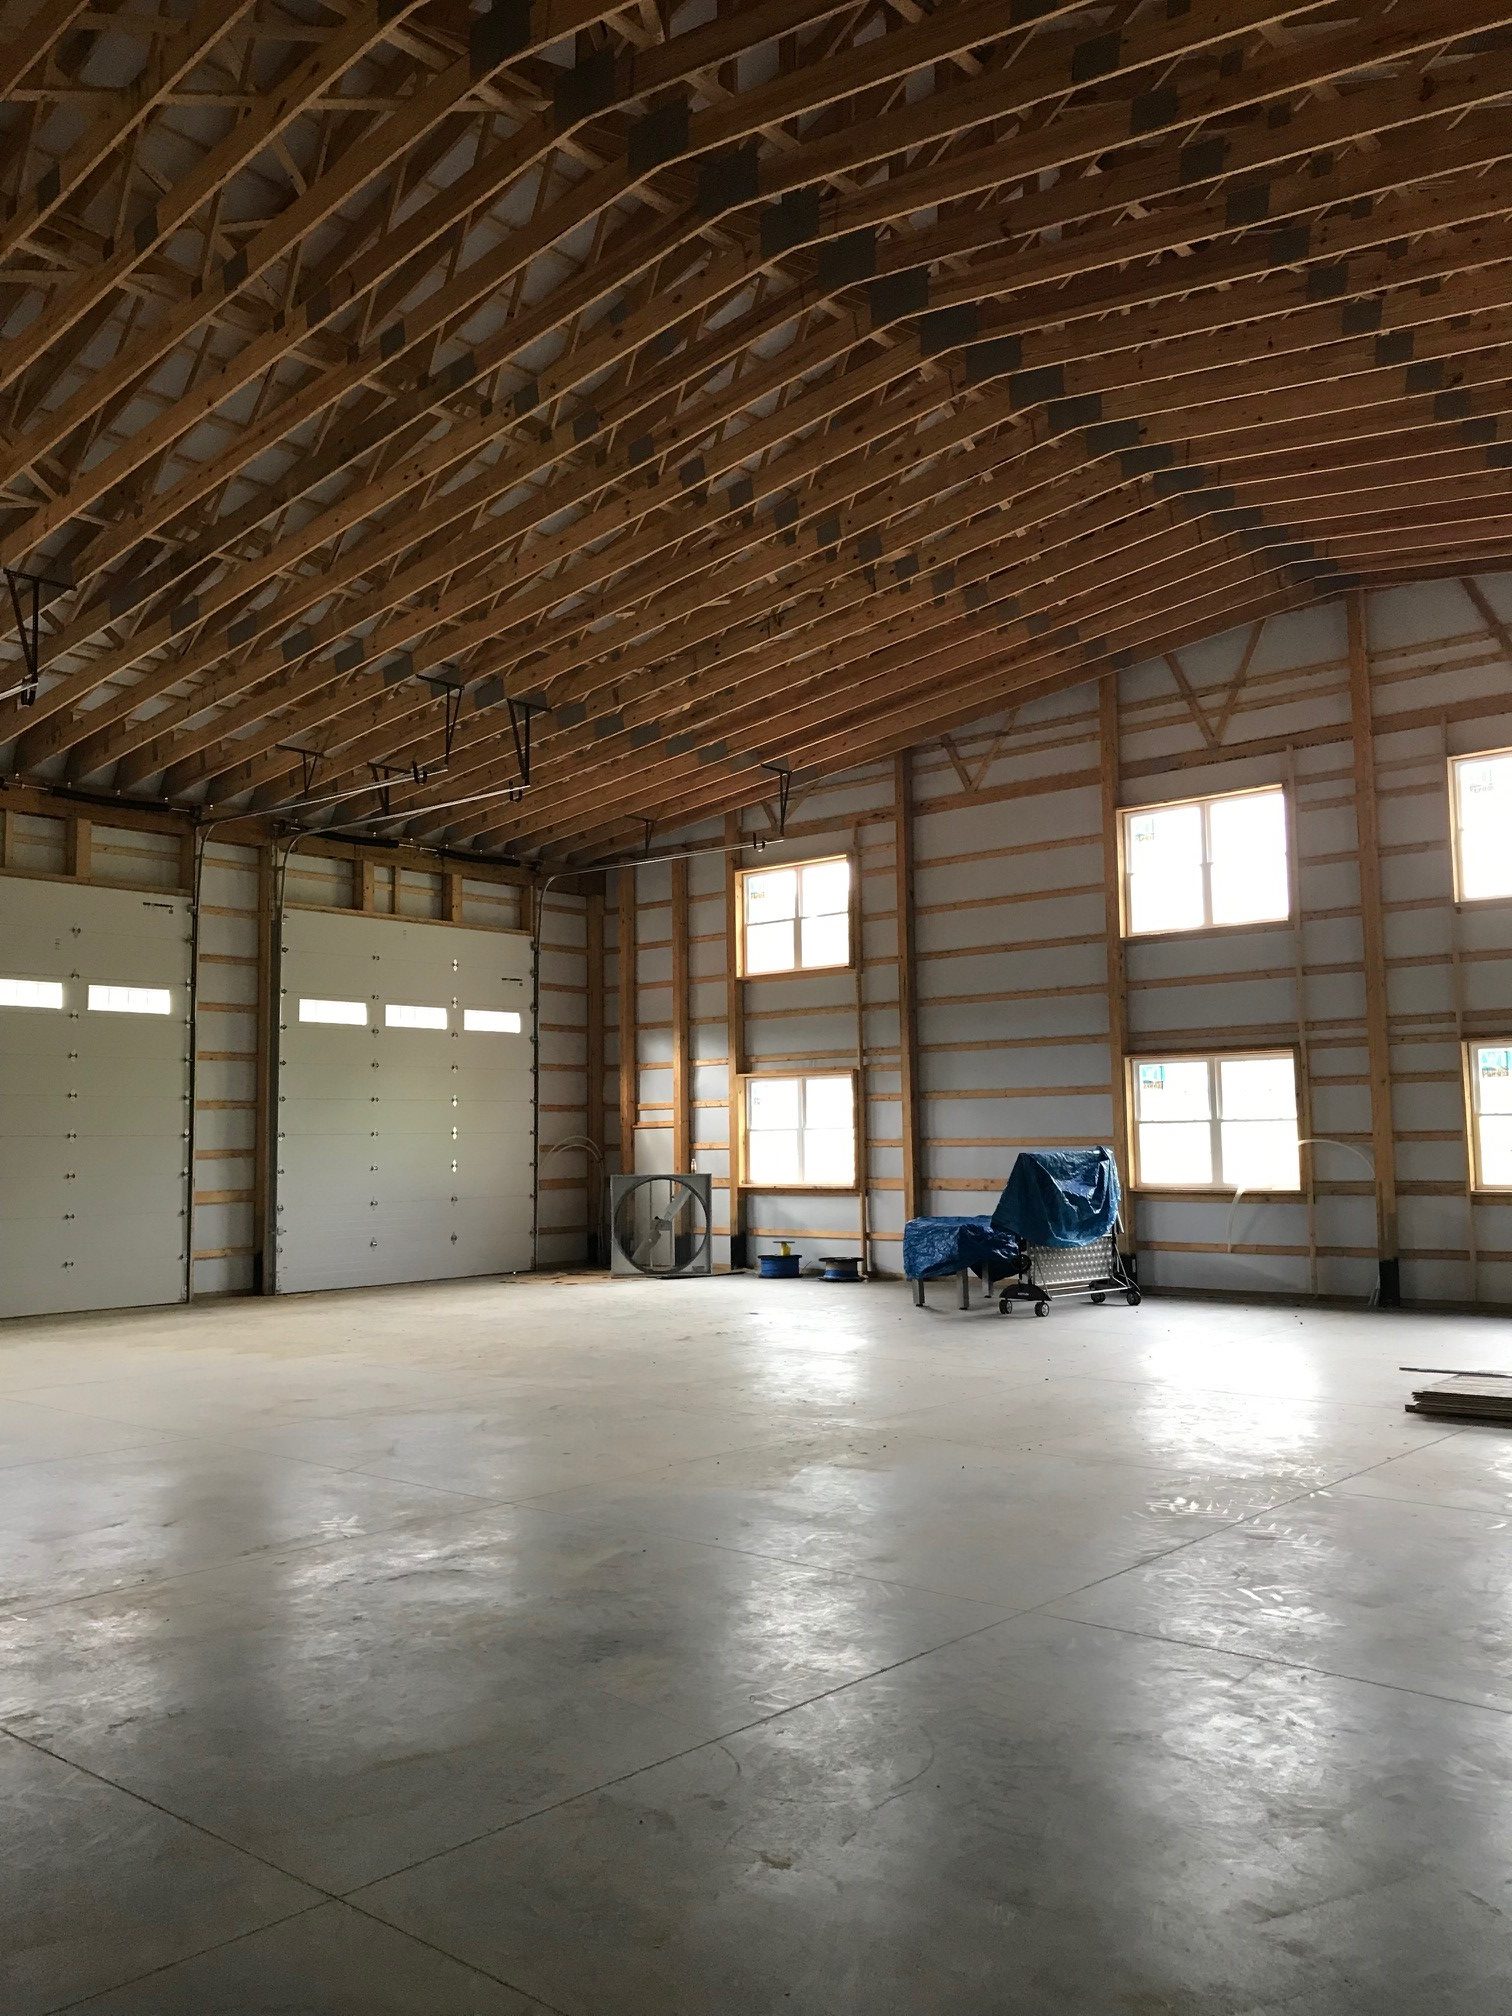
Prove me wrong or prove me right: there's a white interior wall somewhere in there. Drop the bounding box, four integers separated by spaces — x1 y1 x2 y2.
610 571 1512 1306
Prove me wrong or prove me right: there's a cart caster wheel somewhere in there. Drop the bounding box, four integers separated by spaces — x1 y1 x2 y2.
998 1293 1013 1315
1034 1299 1050 1318
1125 1288 1142 1307
1091 1292 1105 1305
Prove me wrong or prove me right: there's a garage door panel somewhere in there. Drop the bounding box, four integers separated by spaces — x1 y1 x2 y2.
277 1061 377 1104
366 1097 468 1135
274 908 533 1293
275 1136 381 1192
0 1134 184 1209
454 1098 535 1135
0 879 191 1317
276 1096 382 1138
71 1135 186 1201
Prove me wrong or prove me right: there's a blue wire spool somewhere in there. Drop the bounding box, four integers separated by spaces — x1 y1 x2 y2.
757 1253 801 1279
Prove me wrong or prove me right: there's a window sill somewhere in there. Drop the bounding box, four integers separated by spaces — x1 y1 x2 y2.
739 1183 858 1195
1123 916 1294 946
1132 1186 1305 1202
739 962 855 982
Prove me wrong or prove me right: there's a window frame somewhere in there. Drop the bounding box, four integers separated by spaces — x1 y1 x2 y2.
1448 745 1512 908
735 1068 860 1193
1127 1045 1305 1196
735 854 854 980
1119 783 1292 941
1464 1039 1512 1193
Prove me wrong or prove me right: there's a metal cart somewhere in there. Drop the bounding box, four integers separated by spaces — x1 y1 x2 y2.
998 1230 1140 1318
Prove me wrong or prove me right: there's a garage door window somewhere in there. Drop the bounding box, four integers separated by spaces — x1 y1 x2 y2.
0 977 64 1009
1133 1050 1301 1191
385 1002 448 1030
741 1072 856 1188
298 998 367 1025
87 984 172 1015
463 1008 522 1033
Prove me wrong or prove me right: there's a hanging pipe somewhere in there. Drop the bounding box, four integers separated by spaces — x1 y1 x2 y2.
1225 1137 1380 1304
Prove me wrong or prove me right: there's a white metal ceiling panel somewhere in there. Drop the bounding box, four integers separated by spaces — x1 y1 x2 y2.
274 908 534 1293
0 877 191 1319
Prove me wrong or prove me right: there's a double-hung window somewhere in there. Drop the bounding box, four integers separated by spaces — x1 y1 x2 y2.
740 1072 856 1189
1122 786 1289 936
1450 748 1512 903
739 857 851 975
1132 1050 1302 1192
1466 1042 1512 1189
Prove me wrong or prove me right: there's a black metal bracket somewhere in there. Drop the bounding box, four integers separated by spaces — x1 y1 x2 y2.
4 564 68 708
761 758 793 835
507 696 544 788
641 818 655 855
281 745 323 797
442 681 463 761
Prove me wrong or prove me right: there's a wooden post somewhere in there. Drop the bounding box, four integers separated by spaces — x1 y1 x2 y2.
1098 676 1133 1261
851 829 870 1273
251 841 275 1294
724 812 747 1269
670 856 691 1173
444 869 463 923
1346 589 1400 1306
893 751 921 1224
616 868 637 1177
1286 744 1319 1297
65 813 91 878
585 888 605 1264
357 855 374 912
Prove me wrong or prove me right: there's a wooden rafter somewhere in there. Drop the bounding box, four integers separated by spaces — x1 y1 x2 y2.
1 0 1511 859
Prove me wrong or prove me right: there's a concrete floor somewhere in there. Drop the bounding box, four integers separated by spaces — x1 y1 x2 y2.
3 1279 1512 2014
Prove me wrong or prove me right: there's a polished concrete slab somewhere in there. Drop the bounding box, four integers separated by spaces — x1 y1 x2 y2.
1 1276 1509 2013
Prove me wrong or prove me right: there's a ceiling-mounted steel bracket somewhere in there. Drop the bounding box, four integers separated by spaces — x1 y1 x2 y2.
507 696 545 789
3 563 69 708
279 744 323 797
641 817 655 855
761 758 793 835
442 680 463 761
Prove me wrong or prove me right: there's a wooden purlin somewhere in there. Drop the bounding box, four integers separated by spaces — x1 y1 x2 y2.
0 0 435 394
74 2 1489 626
0 0 1378 709
5 0 870 591
242 264 1512 830
59 134 1512 786
544 577 1325 864
76 202 1512 800
0 0 638 524
435 534 1312 851
2 1 1512 854
8 110 1507 790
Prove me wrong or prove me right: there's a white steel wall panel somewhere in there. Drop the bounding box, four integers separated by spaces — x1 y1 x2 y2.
274 908 533 1293
0 877 190 1318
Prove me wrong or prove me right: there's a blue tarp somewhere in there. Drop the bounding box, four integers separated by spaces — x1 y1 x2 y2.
991 1148 1121 1248
903 1214 1022 1283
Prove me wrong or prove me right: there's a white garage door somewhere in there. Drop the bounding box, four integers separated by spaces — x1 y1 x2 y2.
0 877 191 1318
274 908 534 1293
